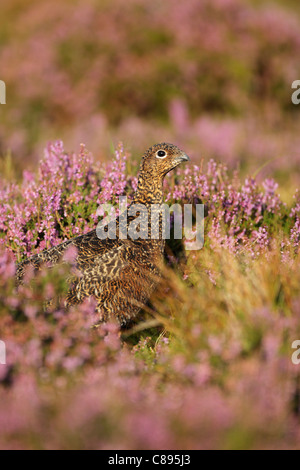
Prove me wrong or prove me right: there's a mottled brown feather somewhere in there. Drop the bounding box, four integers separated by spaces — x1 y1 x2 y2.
16 143 189 327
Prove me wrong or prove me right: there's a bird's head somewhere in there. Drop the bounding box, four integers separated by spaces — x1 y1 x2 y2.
141 143 190 178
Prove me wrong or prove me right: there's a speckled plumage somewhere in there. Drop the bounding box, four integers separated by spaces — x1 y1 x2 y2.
16 143 190 327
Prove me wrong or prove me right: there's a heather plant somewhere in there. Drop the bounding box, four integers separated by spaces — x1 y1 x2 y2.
0 142 299 449
1 0 300 450
0 0 300 184
0 141 298 260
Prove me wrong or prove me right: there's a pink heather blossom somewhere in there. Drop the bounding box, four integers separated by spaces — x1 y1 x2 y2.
0 139 299 450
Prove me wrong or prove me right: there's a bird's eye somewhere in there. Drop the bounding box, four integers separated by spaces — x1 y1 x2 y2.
156 150 167 159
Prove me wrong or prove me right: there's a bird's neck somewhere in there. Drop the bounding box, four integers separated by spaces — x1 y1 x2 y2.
132 172 164 206
113 171 165 253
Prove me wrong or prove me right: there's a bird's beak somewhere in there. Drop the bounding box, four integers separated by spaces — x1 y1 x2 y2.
176 153 190 163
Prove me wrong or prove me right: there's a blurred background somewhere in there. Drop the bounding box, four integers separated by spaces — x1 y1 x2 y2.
0 0 300 192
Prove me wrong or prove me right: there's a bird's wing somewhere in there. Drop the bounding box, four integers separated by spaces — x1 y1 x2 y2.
65 242 160 317
16 238 73 284
16 229 124 284
65 243 131 303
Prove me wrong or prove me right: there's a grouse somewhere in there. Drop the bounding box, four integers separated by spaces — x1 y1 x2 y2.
16 143 190 327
